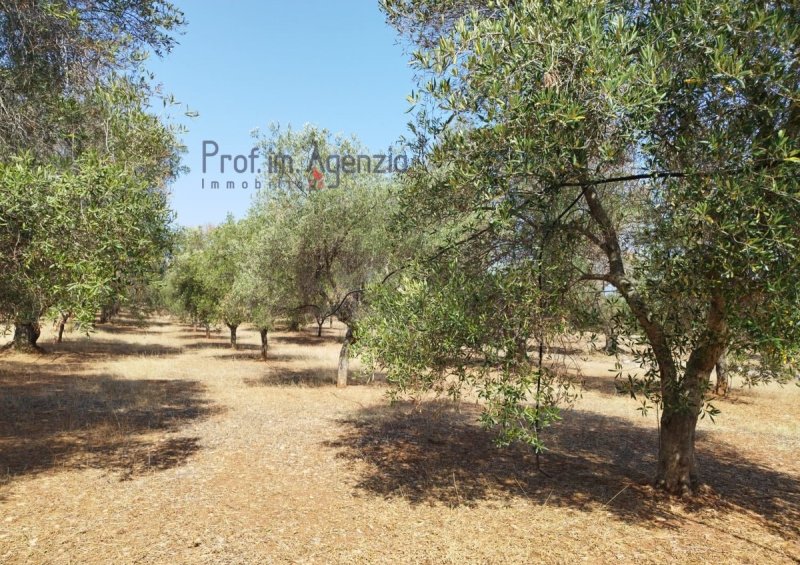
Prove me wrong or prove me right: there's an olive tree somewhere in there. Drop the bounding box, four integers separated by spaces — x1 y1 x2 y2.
252 124 401 384
0 151 175 349
1 79 180 347
164 228 219 338
365 0 800 494
233 206 296 361
0 1 184 349
0 0 184 158
203 215 248 348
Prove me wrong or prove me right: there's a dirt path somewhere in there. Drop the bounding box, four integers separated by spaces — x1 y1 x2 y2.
1 319 798 563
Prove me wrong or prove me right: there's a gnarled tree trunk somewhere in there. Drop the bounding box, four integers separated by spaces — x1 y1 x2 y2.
656 406 700 495
337 325 353 388
8 322 42 352
655 302 725 495
227 323 238 349
259 328 268 361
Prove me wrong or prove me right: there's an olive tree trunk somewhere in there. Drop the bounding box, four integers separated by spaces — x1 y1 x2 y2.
227 323 238 349
8 322 42 352
337 326 353 388
654 305 725 495
259 328 268 361
583 185 727 495
656 405 700 494
714 349 729 396
55 312 69 343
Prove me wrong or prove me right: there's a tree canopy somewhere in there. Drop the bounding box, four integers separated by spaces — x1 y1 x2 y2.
0 0 184 156
0 1 184 348
359 0 800 494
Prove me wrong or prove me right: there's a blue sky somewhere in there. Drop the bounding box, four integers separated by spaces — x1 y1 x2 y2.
146 1 414 227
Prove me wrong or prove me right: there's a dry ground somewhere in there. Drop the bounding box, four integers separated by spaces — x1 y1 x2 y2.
0 316 798 564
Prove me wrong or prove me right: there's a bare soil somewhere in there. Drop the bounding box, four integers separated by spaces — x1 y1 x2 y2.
0 317 798 564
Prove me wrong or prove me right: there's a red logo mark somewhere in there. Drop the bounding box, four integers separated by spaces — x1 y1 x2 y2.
309 167 325 189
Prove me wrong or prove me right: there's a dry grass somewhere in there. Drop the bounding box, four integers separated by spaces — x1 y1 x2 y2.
0 316 798 564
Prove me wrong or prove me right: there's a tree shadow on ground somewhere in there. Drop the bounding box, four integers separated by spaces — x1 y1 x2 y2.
82 316 173 337
325 403 800 550
243 367 379 388
182 341 259 352
577 373 758 406
175 330 222 340
710 383 760 405
0 363 217 483
45 338 181 359
243 367 336 387
181 340 233 350
93 324 152 335
96 315 172 327
576 374 623 397
210 352 296 362
272 332 342 346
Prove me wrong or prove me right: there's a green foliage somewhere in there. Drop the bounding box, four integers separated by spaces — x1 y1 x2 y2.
364 0 800 486
249 125 401 330
358 258 576 450
164 228 219 329
203 216 248 327
0 150 173 328
0 0 185 157
0 1 184 340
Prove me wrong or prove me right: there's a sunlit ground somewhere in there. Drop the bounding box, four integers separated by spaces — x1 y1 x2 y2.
0 316 797 564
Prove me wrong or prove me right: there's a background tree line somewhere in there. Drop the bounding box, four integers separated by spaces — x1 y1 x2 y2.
161 125 403 388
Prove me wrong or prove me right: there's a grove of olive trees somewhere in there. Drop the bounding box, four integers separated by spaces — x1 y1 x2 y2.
2 8 799 561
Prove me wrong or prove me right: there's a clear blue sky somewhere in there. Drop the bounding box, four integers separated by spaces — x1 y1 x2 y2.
146 1 414 227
